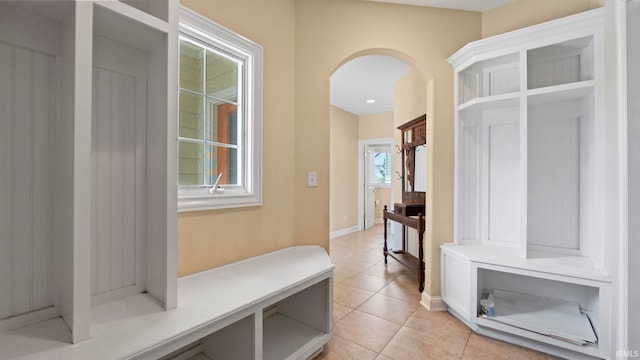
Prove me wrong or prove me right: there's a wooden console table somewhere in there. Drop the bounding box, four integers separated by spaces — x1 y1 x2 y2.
383 205 425 292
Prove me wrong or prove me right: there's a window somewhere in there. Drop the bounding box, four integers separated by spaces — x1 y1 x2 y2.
371 150 391 187
178 7 263 211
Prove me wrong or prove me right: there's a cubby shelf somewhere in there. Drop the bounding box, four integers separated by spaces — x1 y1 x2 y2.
457 92 520 112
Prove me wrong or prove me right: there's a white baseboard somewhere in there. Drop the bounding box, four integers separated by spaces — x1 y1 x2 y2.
420 293 448 312
375 218 384 224
330 225 359 239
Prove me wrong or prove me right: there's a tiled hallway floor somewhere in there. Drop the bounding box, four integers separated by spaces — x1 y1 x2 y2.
316 225 562 360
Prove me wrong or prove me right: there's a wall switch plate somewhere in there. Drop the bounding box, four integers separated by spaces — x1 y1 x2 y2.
307 171 318 187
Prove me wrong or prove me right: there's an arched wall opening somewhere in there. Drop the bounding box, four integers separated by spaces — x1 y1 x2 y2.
329 48 439 301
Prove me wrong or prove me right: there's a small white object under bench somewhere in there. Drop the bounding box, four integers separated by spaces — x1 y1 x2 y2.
0 246 334 360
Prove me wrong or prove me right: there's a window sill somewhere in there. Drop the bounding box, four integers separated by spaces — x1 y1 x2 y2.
178 192 262 212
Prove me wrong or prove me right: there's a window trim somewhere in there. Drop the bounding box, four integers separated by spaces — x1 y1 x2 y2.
178 7 263 212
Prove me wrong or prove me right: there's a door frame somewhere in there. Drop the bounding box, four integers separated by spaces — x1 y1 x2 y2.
358 137 394 231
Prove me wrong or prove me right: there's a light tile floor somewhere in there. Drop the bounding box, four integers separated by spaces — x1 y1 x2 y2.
315 225 562 360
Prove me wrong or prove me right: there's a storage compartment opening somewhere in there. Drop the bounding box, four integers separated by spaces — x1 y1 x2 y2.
458 53 520 105
457 106 521 246
527 36 594 90
476 268 599 346
0 0 75 331
119 0 169 22
91 4 170 308
263 279 331 360
527 93 595 256
161 314 255 360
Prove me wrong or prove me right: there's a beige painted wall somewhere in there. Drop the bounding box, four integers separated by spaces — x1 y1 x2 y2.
175 0 601 287
295 0 480 296
330 106 360 232
359 111 394 140
177 0 296 276
482 0 604 38
375 188 391 222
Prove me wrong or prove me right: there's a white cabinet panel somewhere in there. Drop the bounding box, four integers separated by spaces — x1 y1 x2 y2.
0 43 55 320
441 248 471 320
528 116 580 250
459 124 480 242
91 66 146 300
488 122 520 245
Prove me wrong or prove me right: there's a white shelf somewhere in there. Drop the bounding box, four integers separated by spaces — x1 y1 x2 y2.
98 1 170 33
527 80 595 105
457 92 520 112
263 313 330 360
441 244 610 283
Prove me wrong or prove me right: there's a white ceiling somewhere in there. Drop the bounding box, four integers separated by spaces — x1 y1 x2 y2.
365 0 516 12
330 55 411 116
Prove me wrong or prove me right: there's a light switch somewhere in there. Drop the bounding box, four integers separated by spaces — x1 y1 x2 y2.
307 171 318 187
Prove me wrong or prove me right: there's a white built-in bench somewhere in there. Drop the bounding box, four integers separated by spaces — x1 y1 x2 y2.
0 246 334 360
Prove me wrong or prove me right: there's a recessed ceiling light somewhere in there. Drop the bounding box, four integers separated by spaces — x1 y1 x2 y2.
366 99 376 104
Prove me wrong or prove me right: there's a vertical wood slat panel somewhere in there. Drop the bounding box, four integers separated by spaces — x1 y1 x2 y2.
134 78 147 289
12 47 34 316
461 125 480 241
93 68 112 295
120 76 139 288
528 117 580 250
0 43 14 320
31 52 52 310
0 44 54 320
110 73 125 291
488 123 520 244
92 67 140 297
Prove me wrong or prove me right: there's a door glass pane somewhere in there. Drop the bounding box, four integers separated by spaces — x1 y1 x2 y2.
206 50 239 101
206 98 238 145
372 152 391 185
179 40 204 92
207 145 239 185
179 90 204 140
178 141 205 186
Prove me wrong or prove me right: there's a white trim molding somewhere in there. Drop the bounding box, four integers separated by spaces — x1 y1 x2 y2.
420 292 448 312
330 226 360 239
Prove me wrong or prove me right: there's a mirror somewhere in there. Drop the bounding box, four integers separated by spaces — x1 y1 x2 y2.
413 145 426 192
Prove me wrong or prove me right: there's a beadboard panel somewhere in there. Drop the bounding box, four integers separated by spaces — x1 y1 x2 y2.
91 67 146 300
528 117 580 250
459 124 481 242
0 43 54 320
487 122 520 245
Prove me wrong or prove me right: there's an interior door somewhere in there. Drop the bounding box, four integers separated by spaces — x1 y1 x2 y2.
364 147 376 230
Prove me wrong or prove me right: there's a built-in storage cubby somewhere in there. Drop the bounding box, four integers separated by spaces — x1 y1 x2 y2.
451 8 604 261
458 53 519 105
0 246 333 359
264 279 331 360
119 0 170 22
0 0 178 345
161 314 256 360
473 265 608 358
527 37 594 90
445 8 615 359
0 0 79 335
90 1 174 310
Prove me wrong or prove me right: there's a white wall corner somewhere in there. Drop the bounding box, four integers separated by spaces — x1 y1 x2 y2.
420 292 448 312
